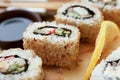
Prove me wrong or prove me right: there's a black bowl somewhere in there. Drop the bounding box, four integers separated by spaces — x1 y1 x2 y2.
0 10 41 49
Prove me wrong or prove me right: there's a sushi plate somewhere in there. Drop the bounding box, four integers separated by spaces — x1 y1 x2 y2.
43 35 120 80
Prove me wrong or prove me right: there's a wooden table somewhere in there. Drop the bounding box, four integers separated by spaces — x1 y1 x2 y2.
0 0 74 10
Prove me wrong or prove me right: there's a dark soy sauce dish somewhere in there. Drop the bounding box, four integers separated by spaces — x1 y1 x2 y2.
0 10 41 49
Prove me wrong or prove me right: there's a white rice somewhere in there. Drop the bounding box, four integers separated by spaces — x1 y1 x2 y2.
91 47 120 80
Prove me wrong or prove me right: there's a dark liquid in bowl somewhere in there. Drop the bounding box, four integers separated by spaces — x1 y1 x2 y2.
0 17 32 41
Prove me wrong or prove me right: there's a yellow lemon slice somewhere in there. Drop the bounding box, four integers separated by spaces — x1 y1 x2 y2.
84 21 120 80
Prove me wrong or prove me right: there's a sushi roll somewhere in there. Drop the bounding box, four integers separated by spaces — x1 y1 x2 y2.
23 22 80 68
87 0 120 28
55 2 104 43
91 47 120 80
0 48 44 80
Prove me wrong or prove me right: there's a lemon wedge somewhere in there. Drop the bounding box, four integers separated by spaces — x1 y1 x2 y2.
84 21 120 80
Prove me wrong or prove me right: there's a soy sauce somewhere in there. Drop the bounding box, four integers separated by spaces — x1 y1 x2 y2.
0 17 32 41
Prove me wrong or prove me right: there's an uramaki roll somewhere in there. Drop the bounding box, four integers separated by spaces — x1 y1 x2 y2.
0 48 43 80
87 0 120 27
91 47 120 80
23 22 80 68
55 2 104 43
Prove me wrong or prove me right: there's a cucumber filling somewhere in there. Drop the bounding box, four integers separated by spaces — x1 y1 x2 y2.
33 26 71 37
0 55 28 74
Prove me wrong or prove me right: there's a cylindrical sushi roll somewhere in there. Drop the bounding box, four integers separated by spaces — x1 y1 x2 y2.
55 2 104 43
23 22 80 68
0 48 43 80
91 47 120 80
87 0 120 28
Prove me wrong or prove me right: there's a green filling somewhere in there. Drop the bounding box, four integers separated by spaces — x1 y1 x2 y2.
0 55 28 74
33 26 71 37
55 28 71 37
55 29 64 36
8 64 18 73
33 29 41 34
33 29 49 35
7 63 26 74
67 10 81 18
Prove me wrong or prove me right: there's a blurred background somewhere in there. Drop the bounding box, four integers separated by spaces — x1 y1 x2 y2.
0 0 74 20
0 0 74 19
